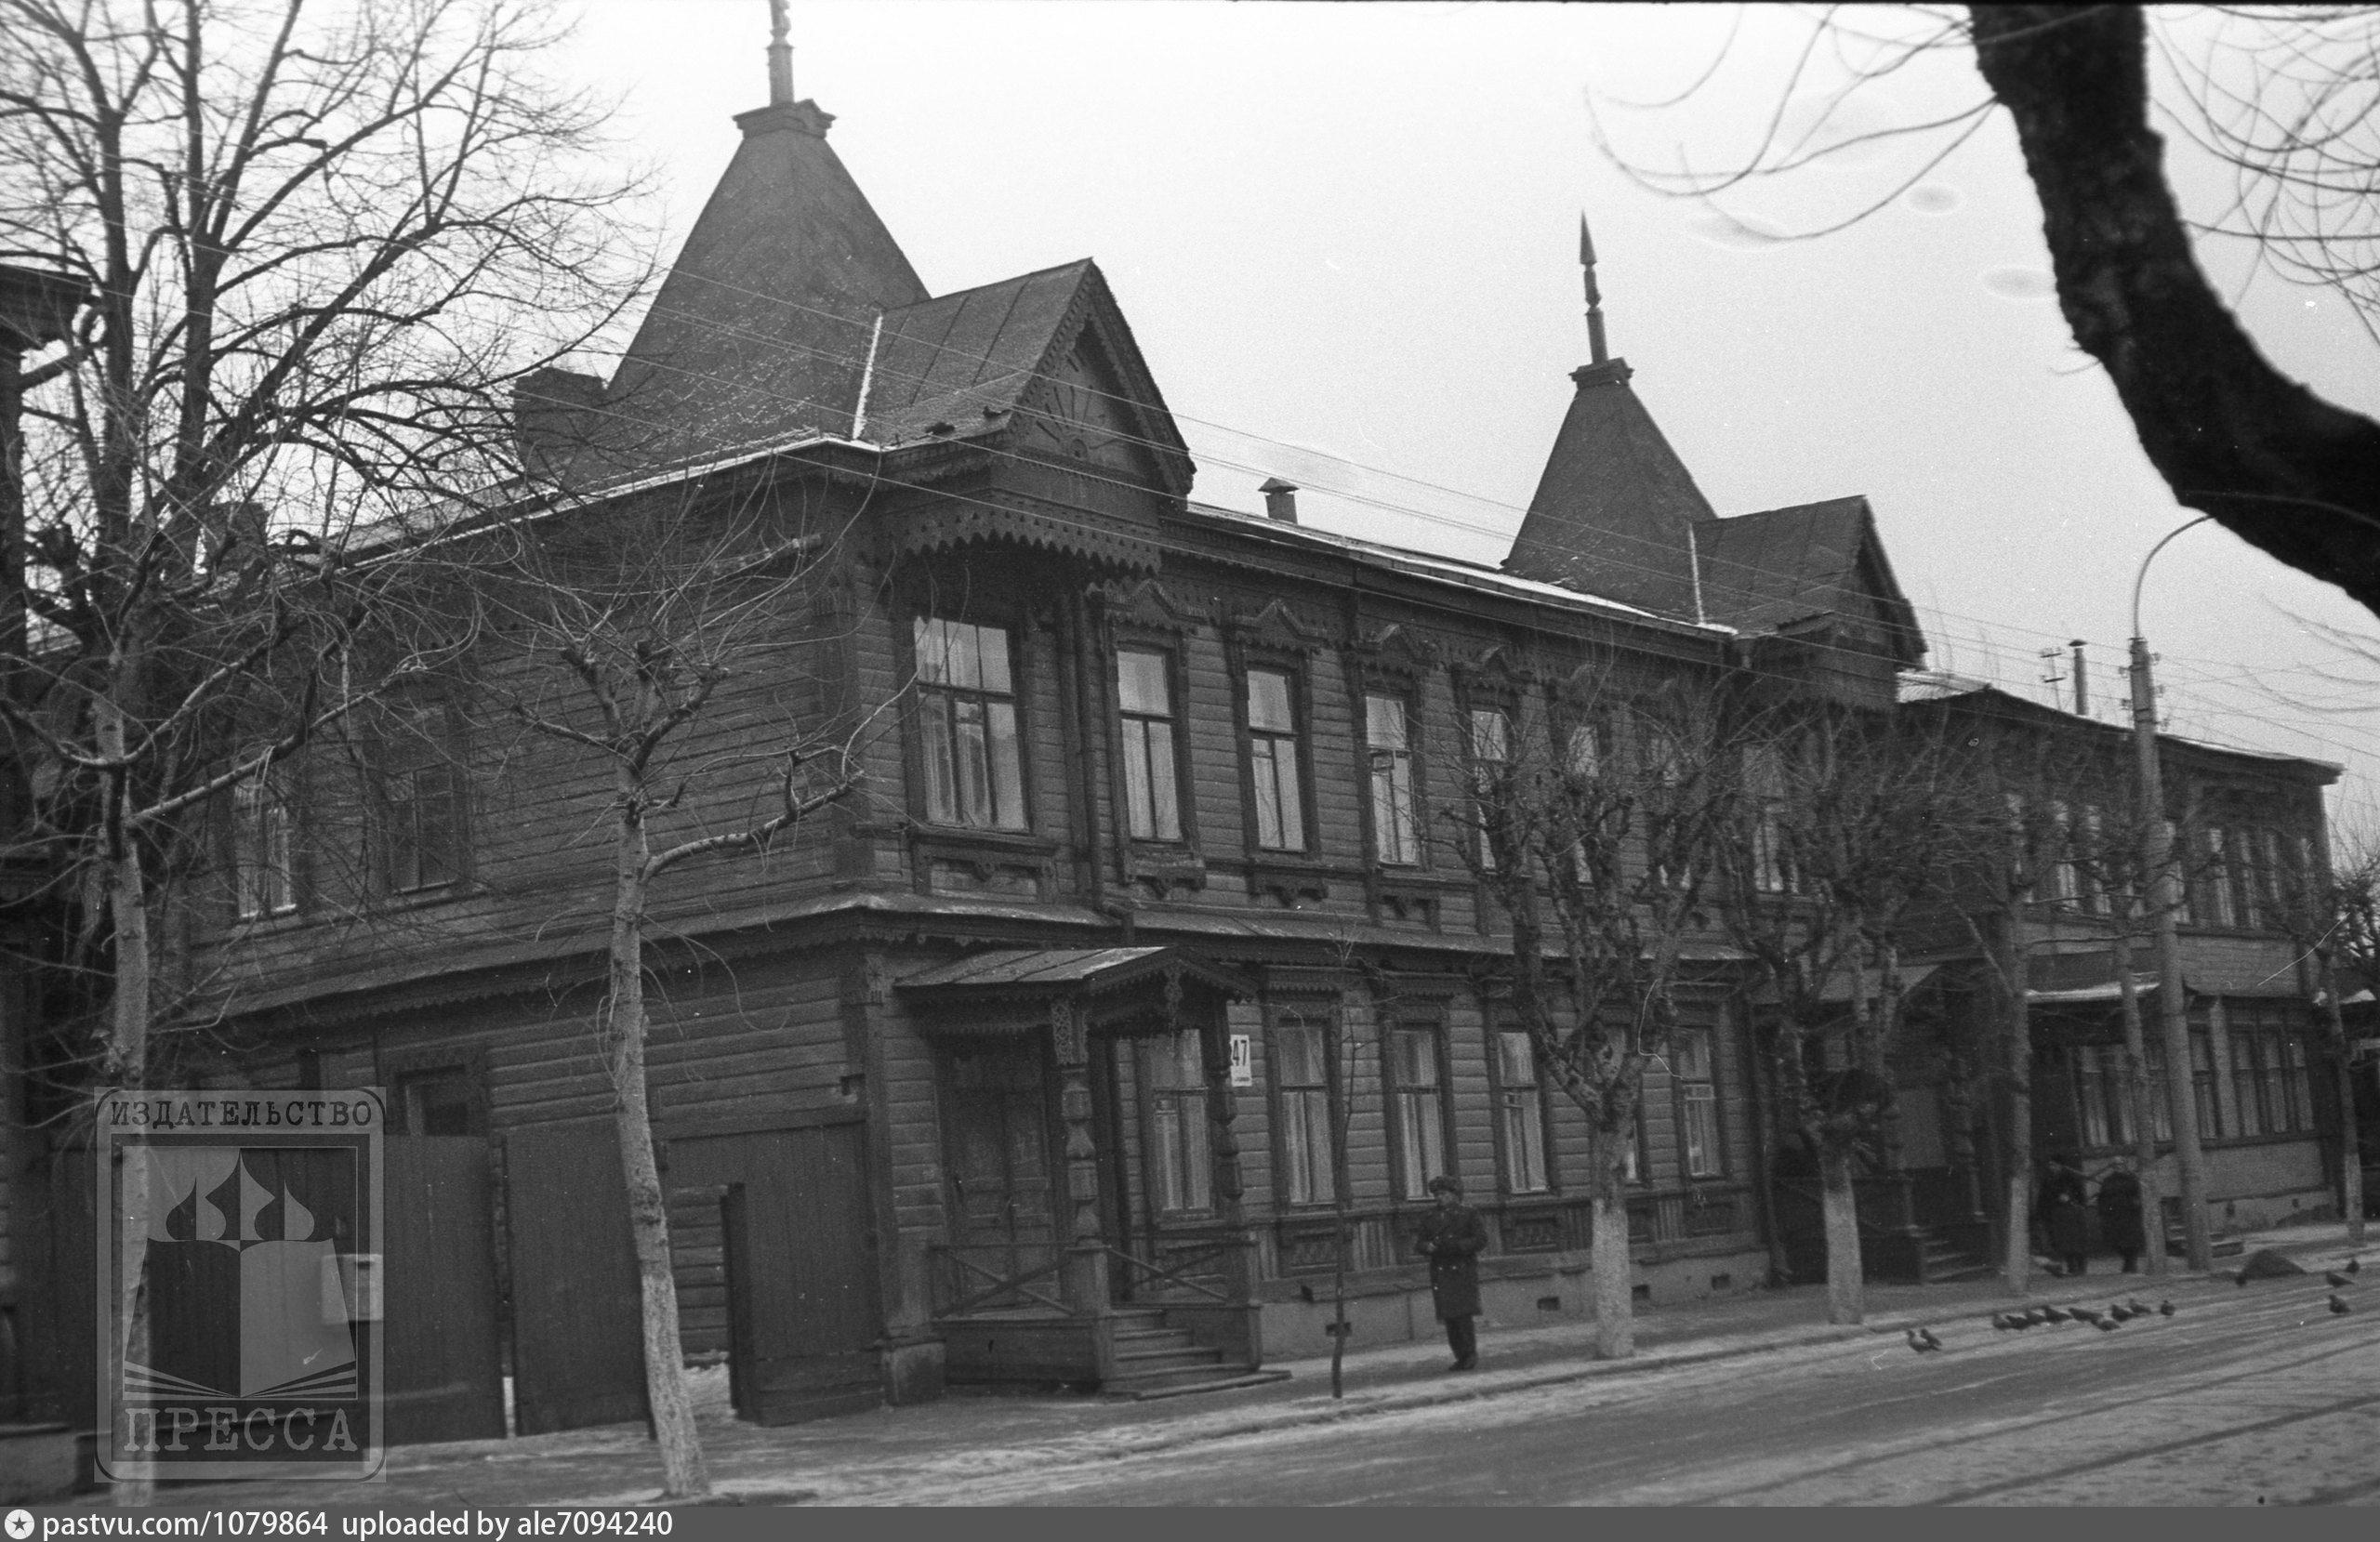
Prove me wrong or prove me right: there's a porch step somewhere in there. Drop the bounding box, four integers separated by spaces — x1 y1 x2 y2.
1918 1232 1993 1284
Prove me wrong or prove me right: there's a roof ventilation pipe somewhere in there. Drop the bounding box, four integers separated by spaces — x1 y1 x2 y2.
1260 477 1299 524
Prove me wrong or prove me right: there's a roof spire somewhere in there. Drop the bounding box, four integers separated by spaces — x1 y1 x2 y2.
1580 213 1608 365
767 0 794 107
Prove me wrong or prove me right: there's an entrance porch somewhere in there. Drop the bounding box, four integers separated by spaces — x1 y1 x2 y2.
900 947 1269 1392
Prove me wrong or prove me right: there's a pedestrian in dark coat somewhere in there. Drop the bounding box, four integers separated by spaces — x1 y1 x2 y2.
2040 1153 2091 1277
2095 1158 2147 1273
1414 1175 1488 1371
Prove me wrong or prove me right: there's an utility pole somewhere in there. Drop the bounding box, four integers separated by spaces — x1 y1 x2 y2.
2129 517 2215 1273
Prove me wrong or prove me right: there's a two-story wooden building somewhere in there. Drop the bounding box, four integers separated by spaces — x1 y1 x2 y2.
20 48 2347 1436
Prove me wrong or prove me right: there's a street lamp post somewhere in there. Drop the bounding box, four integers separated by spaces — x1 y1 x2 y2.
2130 518 2215 1274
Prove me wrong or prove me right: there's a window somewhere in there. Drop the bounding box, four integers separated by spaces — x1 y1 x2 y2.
2191 1029 2222 1139
2073 1044 2132 1150
233 767 296 919
1144 1031 1211 1213
1495 1030 1550 1194
1365 692 1421 866
2226 1005 2313 1136
2201 828 2237 927
1467 706 1513 870
1117 649 1182 841
1673 1028 1724 1178
1274 1015 1335 1206
915 617 1027 830
2044 801 2078 903
1245 668 1307 852
2136 1037 2175 1142
395 1067 480 1137
2231 1031 2270 1138
1384 1023 1448 1199
381 705 462 895
1743 743 1790 893
2076 808 2108 916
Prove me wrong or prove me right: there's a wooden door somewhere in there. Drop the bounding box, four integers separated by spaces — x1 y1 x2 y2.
382 1137 506 1443
504 1121 647 1436
672 1122 882 1426
942 1039 1057 1276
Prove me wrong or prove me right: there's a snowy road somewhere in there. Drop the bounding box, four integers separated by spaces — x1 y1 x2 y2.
890 1276 2380 1506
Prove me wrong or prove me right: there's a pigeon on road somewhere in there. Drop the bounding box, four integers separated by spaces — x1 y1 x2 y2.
1907 1327 1943 1352
2158 1299 2177 1317
2326 1271 2353 1288
2349 1257 2362 1275
2095 1317 2120 1332
2330 1294 2354 1315
2041 1306 2071 1324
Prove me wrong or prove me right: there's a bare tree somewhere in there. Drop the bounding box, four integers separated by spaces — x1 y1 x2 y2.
0 0 644 1086
1595 6 2380 620
0 2 642 1498
469 472 867 1498
1460 672 1728 1358
2276 831 2374 1247
1710 704 1964 1325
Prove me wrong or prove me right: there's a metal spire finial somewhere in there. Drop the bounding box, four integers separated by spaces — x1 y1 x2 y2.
1580 213 1608 365
767 0 794 106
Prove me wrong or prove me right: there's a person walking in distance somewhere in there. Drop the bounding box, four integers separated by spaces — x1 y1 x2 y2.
1416 1175 1488 1371
2095 1156 2148 1274
2040 1153 2092 1277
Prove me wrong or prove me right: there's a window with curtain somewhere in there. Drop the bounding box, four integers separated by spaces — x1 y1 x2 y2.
2201 828 2237 927
2191 1029 2223 1139
1495 1030 1549 1194
233 767 296 919
1117 648 1182 841
1673 1027 1724 1178
2074 1044 2133 1150
2231 1030 2271 1137
915 616 1027 830
1246 667 1306 851
1385 1024 1447 1199
1365 692 1421 866
1144 1030 1211 1214
1273 1016 1336 1206
1468 706 1512 870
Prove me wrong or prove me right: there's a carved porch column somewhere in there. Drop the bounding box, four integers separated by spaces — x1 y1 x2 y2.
1052 999 1110 1317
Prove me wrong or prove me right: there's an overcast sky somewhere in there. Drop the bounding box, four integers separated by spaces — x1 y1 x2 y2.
562 1 2380 830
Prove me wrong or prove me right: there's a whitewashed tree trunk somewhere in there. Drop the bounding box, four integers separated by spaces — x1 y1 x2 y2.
99 697 155 1506
1819 1146 1865 1325
1998 910 2033 1298
605 777 707 1500
1589 1123 1634 1358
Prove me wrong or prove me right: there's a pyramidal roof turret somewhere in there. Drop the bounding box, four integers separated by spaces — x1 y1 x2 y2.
1501 215 1718 618
599 8 927 468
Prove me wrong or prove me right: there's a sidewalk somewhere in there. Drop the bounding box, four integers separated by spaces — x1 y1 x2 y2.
55 1219 2372 1509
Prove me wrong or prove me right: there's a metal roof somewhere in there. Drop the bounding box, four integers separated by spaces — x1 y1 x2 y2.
897 946 1253 1000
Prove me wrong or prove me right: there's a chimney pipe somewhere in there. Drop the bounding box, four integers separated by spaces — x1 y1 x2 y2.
1260 478 1299 524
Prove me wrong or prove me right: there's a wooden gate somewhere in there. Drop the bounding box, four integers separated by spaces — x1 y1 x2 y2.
382 1138 506 1443
504 1120 647 1435
667 1116 881 1426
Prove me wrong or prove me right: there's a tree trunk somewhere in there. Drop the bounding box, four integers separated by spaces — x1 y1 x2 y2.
99 702 155 1506
2113 923 2165 1277
1996 908 2033 1298
606 792 707 1499
1589 1123 1633 1359
1818 1145 1865 1325
2322 957 2367 1247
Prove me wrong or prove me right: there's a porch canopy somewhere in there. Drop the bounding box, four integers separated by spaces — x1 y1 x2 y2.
899 945 1254 1036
